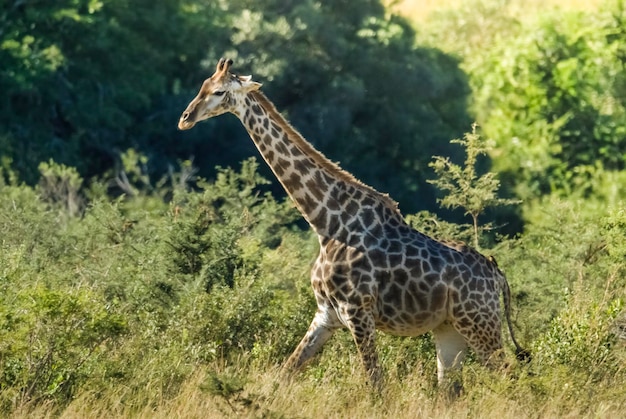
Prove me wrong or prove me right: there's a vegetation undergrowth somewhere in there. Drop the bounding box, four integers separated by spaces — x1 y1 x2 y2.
2 1 626 417
2 126 625 417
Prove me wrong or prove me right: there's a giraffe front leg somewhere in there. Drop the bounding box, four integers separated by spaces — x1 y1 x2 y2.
346 310 383 391
284 309 336 371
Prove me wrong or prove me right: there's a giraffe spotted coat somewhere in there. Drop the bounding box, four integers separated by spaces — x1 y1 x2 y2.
178 58 527 390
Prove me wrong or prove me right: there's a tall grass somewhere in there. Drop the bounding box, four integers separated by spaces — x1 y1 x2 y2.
2 3 626 417
2 178 624 417
11 343 625 419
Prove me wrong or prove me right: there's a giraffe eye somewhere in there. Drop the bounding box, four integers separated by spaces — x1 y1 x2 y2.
214 91 226 96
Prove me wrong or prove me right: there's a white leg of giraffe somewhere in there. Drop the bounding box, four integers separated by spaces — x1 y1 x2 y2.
432 322 468 393
284 308 337 370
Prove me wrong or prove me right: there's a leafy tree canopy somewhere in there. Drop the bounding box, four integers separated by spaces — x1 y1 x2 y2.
426 0 626 202
0 0 471 215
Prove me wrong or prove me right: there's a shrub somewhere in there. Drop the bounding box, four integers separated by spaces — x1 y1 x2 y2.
534 292 623 380
428 124 520 248
468 6 626 199
0 286 126 408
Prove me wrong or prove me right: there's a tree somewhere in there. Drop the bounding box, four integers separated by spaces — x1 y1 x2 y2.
175 0 473 215
1 0 473 217
467 6 626 199
428 124 519 248
0 0 222 182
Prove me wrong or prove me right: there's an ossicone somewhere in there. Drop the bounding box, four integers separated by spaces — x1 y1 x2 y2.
216 57 234 73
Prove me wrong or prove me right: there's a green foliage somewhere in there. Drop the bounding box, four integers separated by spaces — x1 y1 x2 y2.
405 210 471 244
37 160 84 217
0 0 219 182
0 287 127 406
1 0 471 216
535 295 623 375
167 158 300 291
441 1 626 200
178 282 276 361
428 124 520 248
1 150 626 416
200 370 246 412
0 156 316 413
602 206 626 260
492 198 626 343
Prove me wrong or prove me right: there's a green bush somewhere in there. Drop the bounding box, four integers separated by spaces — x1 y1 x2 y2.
466 4 626 199
0 156 318 413
428 124 520 248
534 295 623 375
1 139 625 416
0 287 126 407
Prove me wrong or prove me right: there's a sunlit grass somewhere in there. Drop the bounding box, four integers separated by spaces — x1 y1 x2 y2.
11 356 625 419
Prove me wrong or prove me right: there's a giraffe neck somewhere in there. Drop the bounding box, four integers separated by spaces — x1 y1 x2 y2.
232 90 403 240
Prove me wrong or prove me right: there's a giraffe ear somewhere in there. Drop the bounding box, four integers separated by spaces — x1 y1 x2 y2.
238 75 262 92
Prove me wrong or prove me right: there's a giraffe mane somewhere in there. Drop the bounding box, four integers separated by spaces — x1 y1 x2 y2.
249 90 401 217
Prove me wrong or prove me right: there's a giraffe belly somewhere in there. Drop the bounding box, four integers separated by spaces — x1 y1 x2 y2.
374 310 447 337
373 279 450 337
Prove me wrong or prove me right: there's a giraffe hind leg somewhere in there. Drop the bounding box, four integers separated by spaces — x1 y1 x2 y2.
432 322 468 397
454 313 504 368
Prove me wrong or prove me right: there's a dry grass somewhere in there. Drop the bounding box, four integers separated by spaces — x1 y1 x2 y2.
9 357 625 419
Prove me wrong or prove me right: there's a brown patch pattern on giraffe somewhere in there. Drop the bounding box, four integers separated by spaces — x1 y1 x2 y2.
178 58 528 391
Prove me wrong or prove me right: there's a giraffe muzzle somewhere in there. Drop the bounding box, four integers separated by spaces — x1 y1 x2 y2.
178 111 196 130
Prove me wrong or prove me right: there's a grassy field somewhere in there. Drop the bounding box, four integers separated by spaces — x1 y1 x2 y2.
3 1 625 418
13 359 625 418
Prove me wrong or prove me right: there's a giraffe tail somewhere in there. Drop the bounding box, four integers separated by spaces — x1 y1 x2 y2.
501 273 532 362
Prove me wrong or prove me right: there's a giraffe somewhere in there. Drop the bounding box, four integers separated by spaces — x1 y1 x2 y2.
178 58 528 391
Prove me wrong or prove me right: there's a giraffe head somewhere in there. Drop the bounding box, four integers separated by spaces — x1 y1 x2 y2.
178 58 262 130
